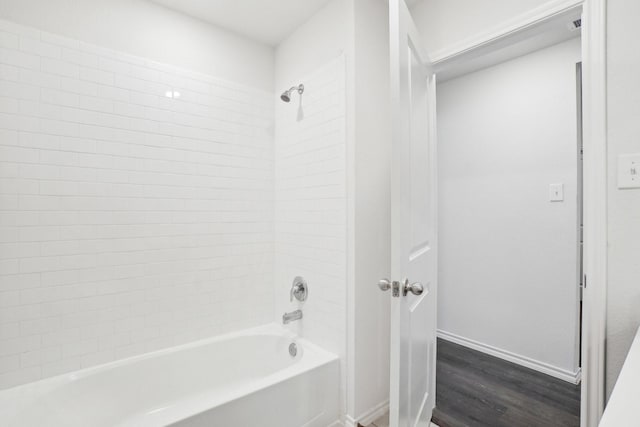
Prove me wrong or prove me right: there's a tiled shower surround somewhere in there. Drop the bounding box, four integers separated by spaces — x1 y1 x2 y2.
275 56 346 380
273 56 347 412
0 20 276 388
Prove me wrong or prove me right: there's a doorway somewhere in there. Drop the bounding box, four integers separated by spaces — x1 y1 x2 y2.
432 11 584 427
381 1 607 426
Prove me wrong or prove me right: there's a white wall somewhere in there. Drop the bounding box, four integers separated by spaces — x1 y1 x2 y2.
410 0 552 57
274 0 347 92
350 0 391 422
605 0 640 397
0 0 274 91
437 38 582 378
0 19 275 389
275 3 392 424
411 0 640 401
274 0 349 418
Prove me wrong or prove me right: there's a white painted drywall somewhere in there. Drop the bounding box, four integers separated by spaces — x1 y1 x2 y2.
437 38 582 376
410 0 552 56
274 0 347 92
351 0 391 422
605 0 640 397
411 0 640 401
0 0 274 91
149 0 333 46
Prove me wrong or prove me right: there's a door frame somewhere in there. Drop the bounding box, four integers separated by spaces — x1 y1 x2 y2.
429 1 607 426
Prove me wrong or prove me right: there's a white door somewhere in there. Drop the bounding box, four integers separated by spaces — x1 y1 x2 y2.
382 0 438 426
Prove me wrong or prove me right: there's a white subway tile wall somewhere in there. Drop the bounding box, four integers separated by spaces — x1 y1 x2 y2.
274 57 346 373
0 20 275 389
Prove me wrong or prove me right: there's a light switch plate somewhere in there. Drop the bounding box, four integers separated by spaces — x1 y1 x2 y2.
618 154 640 189
549 183 564 202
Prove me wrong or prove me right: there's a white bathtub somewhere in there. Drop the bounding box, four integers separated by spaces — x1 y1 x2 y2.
0 324 340 427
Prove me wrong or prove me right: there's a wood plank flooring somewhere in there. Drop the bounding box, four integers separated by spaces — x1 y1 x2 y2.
432 338 580 427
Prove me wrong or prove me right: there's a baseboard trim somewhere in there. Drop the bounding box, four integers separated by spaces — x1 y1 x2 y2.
344 416 357 427
358 400 389 426
345 400 389 427
437 329 582 384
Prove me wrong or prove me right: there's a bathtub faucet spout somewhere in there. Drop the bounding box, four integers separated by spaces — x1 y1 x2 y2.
282 310 303 324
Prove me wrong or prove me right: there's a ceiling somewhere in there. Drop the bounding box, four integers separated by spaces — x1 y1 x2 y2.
150 0 334 46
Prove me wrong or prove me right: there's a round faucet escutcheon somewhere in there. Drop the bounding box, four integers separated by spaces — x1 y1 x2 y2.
289 342 297 357
290 276 308 302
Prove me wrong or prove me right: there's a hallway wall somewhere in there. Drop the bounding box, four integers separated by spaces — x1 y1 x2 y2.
437 38 582 380
412 0 640 398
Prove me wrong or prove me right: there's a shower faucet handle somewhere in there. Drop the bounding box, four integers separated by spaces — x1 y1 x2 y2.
290 276 308 302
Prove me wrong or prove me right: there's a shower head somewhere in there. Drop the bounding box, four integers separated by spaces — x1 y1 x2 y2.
280 84 304 103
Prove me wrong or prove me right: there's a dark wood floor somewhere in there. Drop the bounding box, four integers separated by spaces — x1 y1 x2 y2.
432 338 580 427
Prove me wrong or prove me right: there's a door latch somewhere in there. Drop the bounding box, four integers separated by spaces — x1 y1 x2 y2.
377 279 402 298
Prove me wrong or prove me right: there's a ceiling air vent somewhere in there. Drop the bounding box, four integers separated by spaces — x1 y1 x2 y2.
568 18 582 31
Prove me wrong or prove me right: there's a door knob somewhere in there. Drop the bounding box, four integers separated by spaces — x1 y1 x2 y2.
403 279 424 296
378 279 391 291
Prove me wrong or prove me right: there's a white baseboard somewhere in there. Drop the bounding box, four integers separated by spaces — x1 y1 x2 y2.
358 400 389 426
344 417 357 427
437 329 582 384
345 400 389 427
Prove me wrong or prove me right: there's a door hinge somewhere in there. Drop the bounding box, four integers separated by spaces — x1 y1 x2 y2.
583 274 587 289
